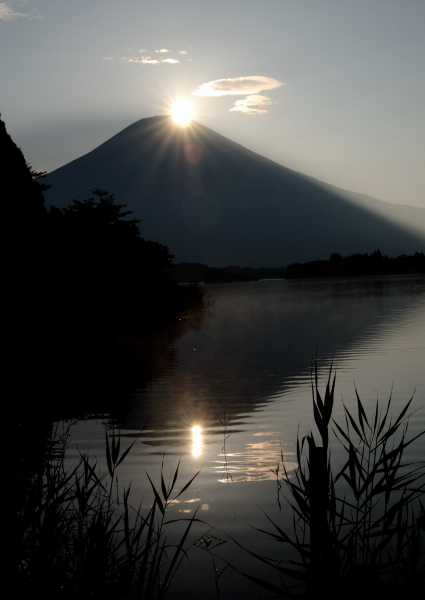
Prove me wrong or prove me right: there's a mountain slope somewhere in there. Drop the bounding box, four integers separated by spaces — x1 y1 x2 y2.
44 116 425 267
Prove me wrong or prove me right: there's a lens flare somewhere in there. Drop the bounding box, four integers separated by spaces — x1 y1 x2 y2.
192 425 202 457
170 100 194 126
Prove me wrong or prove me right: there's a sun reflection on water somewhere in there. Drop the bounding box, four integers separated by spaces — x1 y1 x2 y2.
192 425 202 457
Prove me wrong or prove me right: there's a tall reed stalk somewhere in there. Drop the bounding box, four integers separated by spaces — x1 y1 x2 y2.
10 423 200 600
219 409 233 483
230 361 425 599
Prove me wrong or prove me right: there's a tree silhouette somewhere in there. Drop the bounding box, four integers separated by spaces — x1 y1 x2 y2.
1 114 46 223
46 188 181 332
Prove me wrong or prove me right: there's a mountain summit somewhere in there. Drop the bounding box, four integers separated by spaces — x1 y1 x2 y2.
44 116 425 266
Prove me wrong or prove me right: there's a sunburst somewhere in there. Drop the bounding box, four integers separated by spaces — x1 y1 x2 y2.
170 100 194 126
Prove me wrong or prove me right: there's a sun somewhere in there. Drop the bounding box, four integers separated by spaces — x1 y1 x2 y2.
170 100 194 126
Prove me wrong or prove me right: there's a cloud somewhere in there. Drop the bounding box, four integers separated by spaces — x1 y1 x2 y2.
193 76 284 97
128 55 180 65
0 2 40 21
103 48 181 66
179 50 188 54
128 57 161 64
230 94 275 115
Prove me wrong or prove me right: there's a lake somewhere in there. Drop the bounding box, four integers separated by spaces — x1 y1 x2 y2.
63 275 425 599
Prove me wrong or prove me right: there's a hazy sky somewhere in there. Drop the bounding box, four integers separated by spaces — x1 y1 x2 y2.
1 0 424 207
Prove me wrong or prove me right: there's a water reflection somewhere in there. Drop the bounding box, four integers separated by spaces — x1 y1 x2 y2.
63 276 425 600
119 276 424 443
213 439 297 483
192 425 202 457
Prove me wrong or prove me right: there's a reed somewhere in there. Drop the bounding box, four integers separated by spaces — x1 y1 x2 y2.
10 423 201 600
218 409 233 483
230 361 425 599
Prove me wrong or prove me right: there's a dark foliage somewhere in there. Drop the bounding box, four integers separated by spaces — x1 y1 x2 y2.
45 188 181 332
1 115 46 224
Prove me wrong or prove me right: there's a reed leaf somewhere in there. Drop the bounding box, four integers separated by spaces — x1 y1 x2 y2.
105 429 113 478
344 404 366 442
161 508 199 594
376 390 393 439
171 469 201 501
355 388 369 435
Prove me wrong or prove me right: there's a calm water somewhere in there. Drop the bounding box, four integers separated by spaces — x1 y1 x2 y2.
64 275 425 598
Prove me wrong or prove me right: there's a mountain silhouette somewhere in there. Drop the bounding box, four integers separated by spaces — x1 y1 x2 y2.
44 116 425 267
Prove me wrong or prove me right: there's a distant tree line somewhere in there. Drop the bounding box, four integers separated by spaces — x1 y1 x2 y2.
172 262 286 283
172 251 425 284
284 249 425 279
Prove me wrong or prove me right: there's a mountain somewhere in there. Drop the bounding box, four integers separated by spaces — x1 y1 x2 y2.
43 116 425 267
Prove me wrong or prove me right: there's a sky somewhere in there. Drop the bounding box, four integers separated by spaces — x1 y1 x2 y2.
1 0 424 208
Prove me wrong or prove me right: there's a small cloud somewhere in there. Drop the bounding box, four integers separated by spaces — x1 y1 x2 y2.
155 48 169 53
0 2 40 21
105 49 181 66
128 55 179 65
129 56 161 64
193 76 284 97
179 50 188 54
230 94 275 115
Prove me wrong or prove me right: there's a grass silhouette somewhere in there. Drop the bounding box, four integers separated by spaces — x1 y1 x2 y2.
228 360 425 599
10 424 201 600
